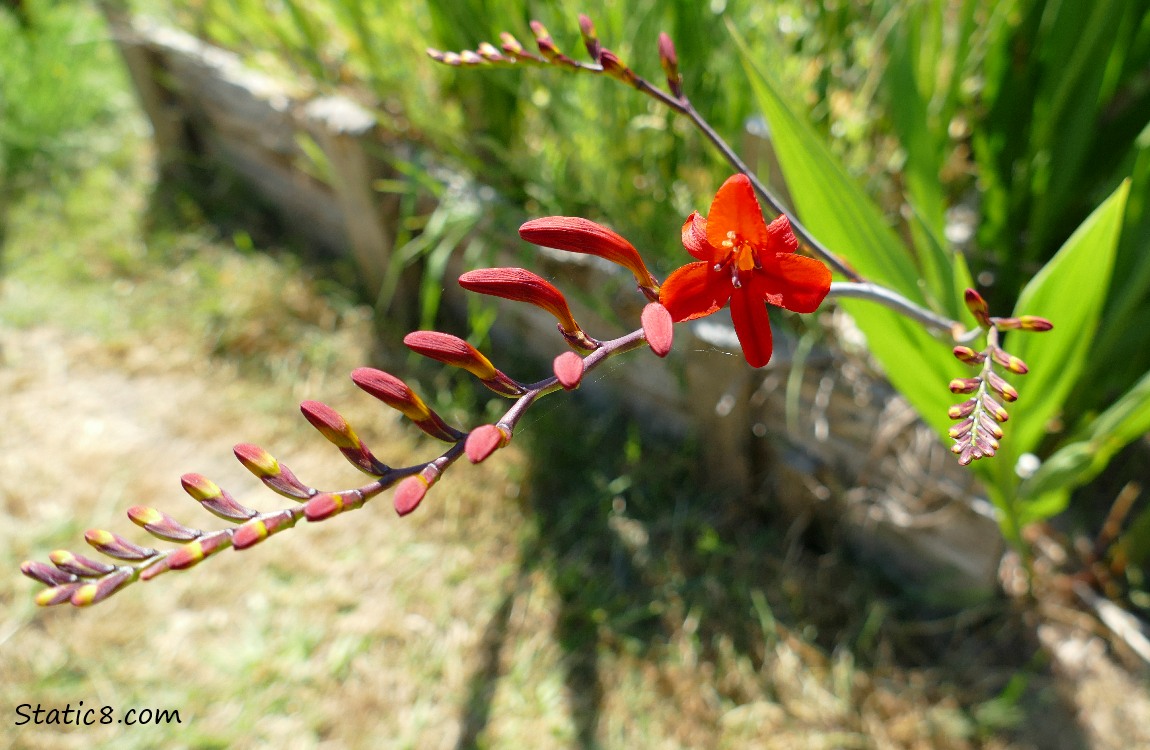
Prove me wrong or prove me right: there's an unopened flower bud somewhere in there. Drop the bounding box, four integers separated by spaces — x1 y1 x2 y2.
181 473 257 521
127 505 200 542
948 417 974 440
233 510 299 549
233 443 313 500
21 560 78 587
404 331 525 396
952 345 986 365
36 582 83 607
981 393 1010 422
990 347 1029 374
459 268 600 352
578 14 600 60
466 424 511 464
161 530 233 573
986 371 1019 402
554 351 584 390
599 49 638 86
1019 315 1053 332
394 475 429 517
84 529 156 561
529 20 575 67
641 302 674 357
948 398 978 420
948 377 982 394
301 490 367 523
351 368 463 442
519 216 658 298
70 570 132 607
300 401 387 474
499 32 524 56
477 42 506 62
658 32 682 98
964 288 992 327
49 550 115 577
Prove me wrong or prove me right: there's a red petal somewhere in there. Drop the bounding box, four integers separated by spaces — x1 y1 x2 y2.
705 174 768 251
658 262 730 323
681 212 719 262
756 254 831 313
730 287 774 368
765 214 800 254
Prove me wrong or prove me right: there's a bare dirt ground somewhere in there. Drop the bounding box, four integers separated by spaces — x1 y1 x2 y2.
3 320 1150 750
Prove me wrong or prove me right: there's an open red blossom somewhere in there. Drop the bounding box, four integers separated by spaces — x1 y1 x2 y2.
659 174 831 368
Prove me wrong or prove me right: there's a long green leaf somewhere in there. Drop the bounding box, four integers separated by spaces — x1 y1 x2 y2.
728 21 924 303
1005 180 1130 456
1018 366 1150 506
729 21 959 434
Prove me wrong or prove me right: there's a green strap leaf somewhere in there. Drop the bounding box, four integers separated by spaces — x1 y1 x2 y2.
1006 179 1130 456
729 20 960 435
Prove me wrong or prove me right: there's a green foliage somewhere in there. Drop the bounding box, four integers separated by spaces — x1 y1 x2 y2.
735 8 1145 540
732 21 974 439
0 1 126 190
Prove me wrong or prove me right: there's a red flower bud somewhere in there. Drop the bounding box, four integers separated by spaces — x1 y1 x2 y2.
21 560 78 587
49 550 115 577
963 288 992 327
641 302 674 357
181 473 257 521
394 476 429 517
351 368 463 442
128 505 200 542
519 217 658 298
404 331 525 397
658 32 682 97
578 14 600 60
948 398 978 420
948 377 982 394
70 570 132 607
1019 315 1053 332
986 370 1019 402
466 424 510 464
84 529 157 561
300 401 360 449
35 582 83 607
553 351 584 390
981 393 1010 423
233 510 299 549
500 32 525 56
458 268 599 351
952 345 985 365
477 42 506 62
598 49 637 85
163 531 233 573
990 347 1029 375
234 443 313 500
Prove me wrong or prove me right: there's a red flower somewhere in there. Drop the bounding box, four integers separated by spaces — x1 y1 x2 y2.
659 174 831 368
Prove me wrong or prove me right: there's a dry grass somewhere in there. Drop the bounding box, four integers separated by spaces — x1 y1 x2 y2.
2 103 1149 750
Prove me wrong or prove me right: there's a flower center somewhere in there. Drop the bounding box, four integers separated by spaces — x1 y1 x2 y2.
721 231 757 271
717 230 757 288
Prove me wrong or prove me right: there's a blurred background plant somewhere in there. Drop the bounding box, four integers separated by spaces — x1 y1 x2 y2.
0 0 130 247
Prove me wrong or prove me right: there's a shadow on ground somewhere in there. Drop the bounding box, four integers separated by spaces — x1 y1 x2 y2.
448 391 1095 750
